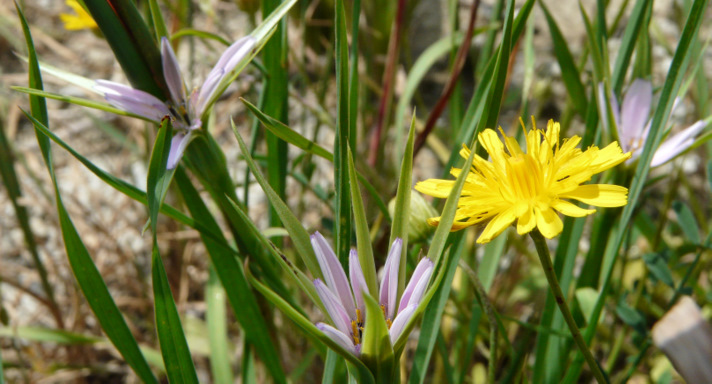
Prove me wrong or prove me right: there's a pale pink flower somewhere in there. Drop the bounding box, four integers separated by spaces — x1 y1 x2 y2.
311 232 433 355
95 36 255 169
598 79 706 167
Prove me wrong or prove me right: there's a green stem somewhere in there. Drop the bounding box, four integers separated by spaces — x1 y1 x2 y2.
529 230 608 384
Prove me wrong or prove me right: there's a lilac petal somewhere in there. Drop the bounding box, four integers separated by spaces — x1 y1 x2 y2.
95 80 169 121
389 304 417 344
651 120 706 167
311 232 357 319
216 36 256 74
398 258 434 313
349 249 369 313
620 79 652 148
314 279 352 336
379 238 402 320
195 68 225 116
197 36 256 113
161 37 187 105
316 322 357 355
166 130 194 170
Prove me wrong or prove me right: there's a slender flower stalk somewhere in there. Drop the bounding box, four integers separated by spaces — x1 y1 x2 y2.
95 36 255 169
598 79 707 167
310 232 433 355
415 118 631 243
530 229 608 383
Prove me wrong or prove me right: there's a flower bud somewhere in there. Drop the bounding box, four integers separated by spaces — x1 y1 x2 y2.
388 192 438 242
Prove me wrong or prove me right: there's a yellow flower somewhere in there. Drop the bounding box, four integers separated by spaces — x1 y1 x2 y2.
415 118 631 243
60 0 98 31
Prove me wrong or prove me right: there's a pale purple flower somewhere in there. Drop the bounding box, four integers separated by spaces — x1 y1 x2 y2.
95 36 256 169
311 231 433 355
598 79 707 167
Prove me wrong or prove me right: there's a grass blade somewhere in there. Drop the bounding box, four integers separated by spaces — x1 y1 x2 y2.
347 146 378 294
206 266 234 384
17 2 158 380
334 0 352 265
174 168 287 383
232 120 322 280
539 1 588 117
151 244 199 383
261 0 289 234
83 0 167 98
146 119 198 383
565 0 710 380
390 119 415 297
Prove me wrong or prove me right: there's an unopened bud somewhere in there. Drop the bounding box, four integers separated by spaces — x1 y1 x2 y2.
388 192 438 242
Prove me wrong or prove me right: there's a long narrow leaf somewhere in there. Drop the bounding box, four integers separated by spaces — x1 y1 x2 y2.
174 168 287 383
146 119 197 383
565 0 709 380
17 3 158 380
151 245 199 383
232 120 322 280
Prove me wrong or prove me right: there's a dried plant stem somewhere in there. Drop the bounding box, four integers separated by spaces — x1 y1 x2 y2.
413 0 480 157
530 230 608 384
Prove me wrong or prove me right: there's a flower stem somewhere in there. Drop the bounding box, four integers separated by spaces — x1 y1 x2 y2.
529 230 608 383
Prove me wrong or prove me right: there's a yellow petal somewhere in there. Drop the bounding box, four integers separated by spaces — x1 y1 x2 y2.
414 179 454 198
477 207 516 243
551 199 596 217
516 207 536 234
535 207 563 238
559 184 629 207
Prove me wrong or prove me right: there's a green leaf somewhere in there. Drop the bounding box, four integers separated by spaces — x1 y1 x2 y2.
642 252 675 288
231 120 322 280
540 1 588 117
615 302 647 336
0 326 165 372
17 2 157 380
22 112 233 252
83 0 167 98
242 98 333 160
12 87 152 121
672 201 701 245
242 98 390 218
207 263 233 384
477 0 517 138
407 238 461 384
0 97 59 327
347 147 378 295
611 0 652 94
147 0 169 41
360 295 395 383
174 168 287 383
574 288 599 324
151 244 199 383
391 118 416 297
334 0 352 264
146 118 176 234
261 0 289 234
567 0 710 380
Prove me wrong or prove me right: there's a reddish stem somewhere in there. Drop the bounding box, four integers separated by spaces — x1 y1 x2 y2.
413 0 481 157
368 0 408 167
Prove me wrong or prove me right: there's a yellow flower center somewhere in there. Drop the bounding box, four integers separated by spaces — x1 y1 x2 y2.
506 154 544 204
